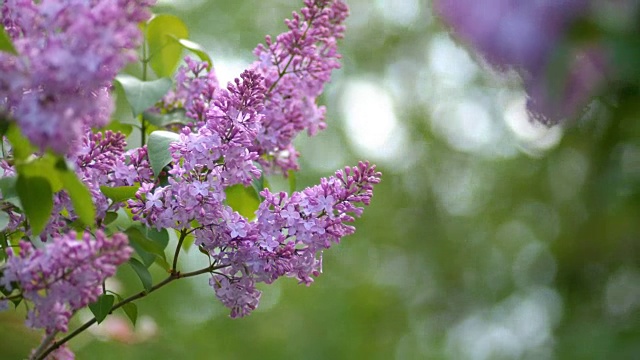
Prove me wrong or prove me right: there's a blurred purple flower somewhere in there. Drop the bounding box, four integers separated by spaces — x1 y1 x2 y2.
434 0 609 124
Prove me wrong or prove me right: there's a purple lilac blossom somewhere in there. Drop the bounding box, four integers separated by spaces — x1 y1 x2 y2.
204 162 381 318
129 0 381 318
0 0 155 154
0 230 132 335
129 70 266 230
434 0 608 124
250 0 348 173
159 0 348 174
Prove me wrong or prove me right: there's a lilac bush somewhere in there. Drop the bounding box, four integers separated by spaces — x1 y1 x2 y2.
0 0 380 359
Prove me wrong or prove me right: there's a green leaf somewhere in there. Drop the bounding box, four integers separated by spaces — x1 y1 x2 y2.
0 176 20 208
101 120 133 136
6 124 34 161
251 173 270 200
122 302 138 326
225 184 260 220
287 169 296 193
142 226 169 250
129 258 153 292
0 212 10 231
143 109 189 127
17 156 63 192
60 170 95 227
177 38 212 66
146 15 189 77
100 185 139 203
103 211 118 226
89 294 115 324
125 227 167 266
147 130 180 176
115 74 172 117
0 26 17 55
104 208 134 233
130 241 156 268
16 175 52 235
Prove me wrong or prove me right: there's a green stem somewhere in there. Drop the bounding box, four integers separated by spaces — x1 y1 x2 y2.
172 229 186 272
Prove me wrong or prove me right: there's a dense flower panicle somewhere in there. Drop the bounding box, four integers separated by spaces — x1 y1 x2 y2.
434 0 609 125
0 0 155 154
250 0 348 173
202 162 381 317
130 70 267 230
163 1 347 174
0 231 132 334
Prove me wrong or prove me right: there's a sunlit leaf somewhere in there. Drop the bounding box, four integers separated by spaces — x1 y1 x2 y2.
287 169 296 193
0 26 17 55
146 14 188 77
6 124 34 162
177 38 212 66
17 156 63 192
147 130 180 176
100 185 139 203
225 184 260 220
115 74 172 117
89 294 115 324
60 170 95 227
16 175 52 235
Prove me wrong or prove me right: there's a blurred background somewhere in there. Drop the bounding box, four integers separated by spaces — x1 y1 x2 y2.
3 0 640 359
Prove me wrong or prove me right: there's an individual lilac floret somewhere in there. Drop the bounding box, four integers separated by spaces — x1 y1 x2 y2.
250 0 348 173
0 0 155 154
0 230 132 334
203 162 381 318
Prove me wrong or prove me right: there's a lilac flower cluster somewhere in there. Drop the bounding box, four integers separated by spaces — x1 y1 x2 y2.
434 0 609 125
124 0 381 318
0 0 378 342
0 0 154 154
161 0 348 174
0 231 132 334
130 70 266 230
250 0 348 173
207 162 381 317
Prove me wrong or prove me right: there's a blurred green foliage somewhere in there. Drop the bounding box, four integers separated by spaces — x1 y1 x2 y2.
3 0 640 359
